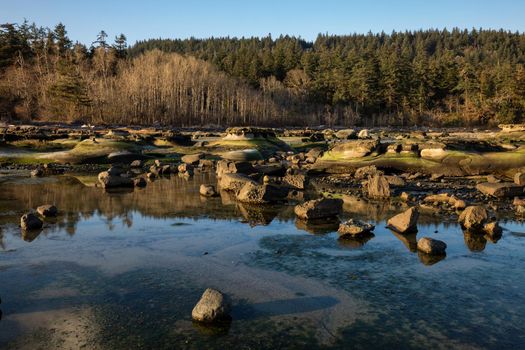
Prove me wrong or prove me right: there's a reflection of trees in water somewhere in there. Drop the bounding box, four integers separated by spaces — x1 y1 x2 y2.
0 173 298 237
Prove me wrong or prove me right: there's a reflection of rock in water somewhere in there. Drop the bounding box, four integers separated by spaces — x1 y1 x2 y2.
464 231 487 252
21 228 42 242
219 189 237 206
338 232 375 248
417 251 446 265
389 230 418 252
485 233 502 243
295 218 340 235
237 203 279 227
191 318 232 336
342 194 398 222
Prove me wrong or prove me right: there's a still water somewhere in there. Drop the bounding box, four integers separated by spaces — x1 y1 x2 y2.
0 173 524 349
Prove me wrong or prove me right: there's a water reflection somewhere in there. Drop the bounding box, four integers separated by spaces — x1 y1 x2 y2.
338 232 375 249
295 219 340 235
390 230 418 252
417 251 446 266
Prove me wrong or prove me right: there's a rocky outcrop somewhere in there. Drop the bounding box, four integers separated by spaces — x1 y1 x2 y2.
182 153 204 165
191 288 231 323
354 165 382 180
327 139 380 159
387 207 419 233
281 173 308 190
294 198 343 220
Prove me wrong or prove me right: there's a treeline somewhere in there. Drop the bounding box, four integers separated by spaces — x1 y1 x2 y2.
1 21 525 127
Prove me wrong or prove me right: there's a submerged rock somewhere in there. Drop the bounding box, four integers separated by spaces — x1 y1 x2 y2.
387 207 419 233
417 237 447 255
338 219 375 237
36 205 58 217
294 198 343 220
21 212 43 230
192 288 231 323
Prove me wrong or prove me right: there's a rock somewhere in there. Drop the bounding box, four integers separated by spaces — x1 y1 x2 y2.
458 206 489 231
483 221 502 237
338 219 375 237
191 288 231 323
476 182 524 198
282 173 308 190
294 198 343 220
417 237 447 255
146 172 156 180
357 129 370 138
517 205 525 216
430 173 444 181
423 193 451 203
384 175 405 187
107 151 140 164
328 139 379 158
31 168 43 177
20 212 43 230
367 175 391 199
400 192 412 202
487 175 501 183
177 163 193 174
97 171 134 188
515 172 525 186
182 153 204 165
354 165 382 180
305 147 324 159
452 198 466 210
236 182 288 204
130 160 143 168
514 197 525 206
107 166 123 176
387 207 419 233
133 177 147 187
216 160 255 177
154 159 163 167
200 184 218 197
335 129 356 139
218 173 257 193
36 205 58 217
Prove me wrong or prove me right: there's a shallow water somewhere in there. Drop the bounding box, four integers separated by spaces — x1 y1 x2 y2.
0 173 524 349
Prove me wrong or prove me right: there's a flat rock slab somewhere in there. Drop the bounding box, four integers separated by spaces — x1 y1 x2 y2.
476 182 524 198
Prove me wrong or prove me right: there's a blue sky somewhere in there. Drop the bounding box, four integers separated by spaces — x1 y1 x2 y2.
1 0 524 45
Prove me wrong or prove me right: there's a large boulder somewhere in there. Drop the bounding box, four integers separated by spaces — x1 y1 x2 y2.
236 183 288 204
387 207 419 233
218 173 257 193
335 129 356 140
97 171 133 188
21 213 43 230
476 182 524 198
294 198 343 220
338 219 375 237
36 205 58 217
367 175 391 199
417 237 447 255
216 160 255 177
458 206 489 231
328 139 380 159
191 288 231 323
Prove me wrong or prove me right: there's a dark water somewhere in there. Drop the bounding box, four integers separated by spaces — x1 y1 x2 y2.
0 173 524 349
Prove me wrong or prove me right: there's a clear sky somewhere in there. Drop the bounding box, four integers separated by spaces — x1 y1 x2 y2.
1 0 524 45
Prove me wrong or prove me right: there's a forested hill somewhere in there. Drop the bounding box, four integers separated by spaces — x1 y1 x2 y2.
1 23 525 126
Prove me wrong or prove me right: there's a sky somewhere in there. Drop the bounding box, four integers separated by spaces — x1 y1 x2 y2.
1 0 524 45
